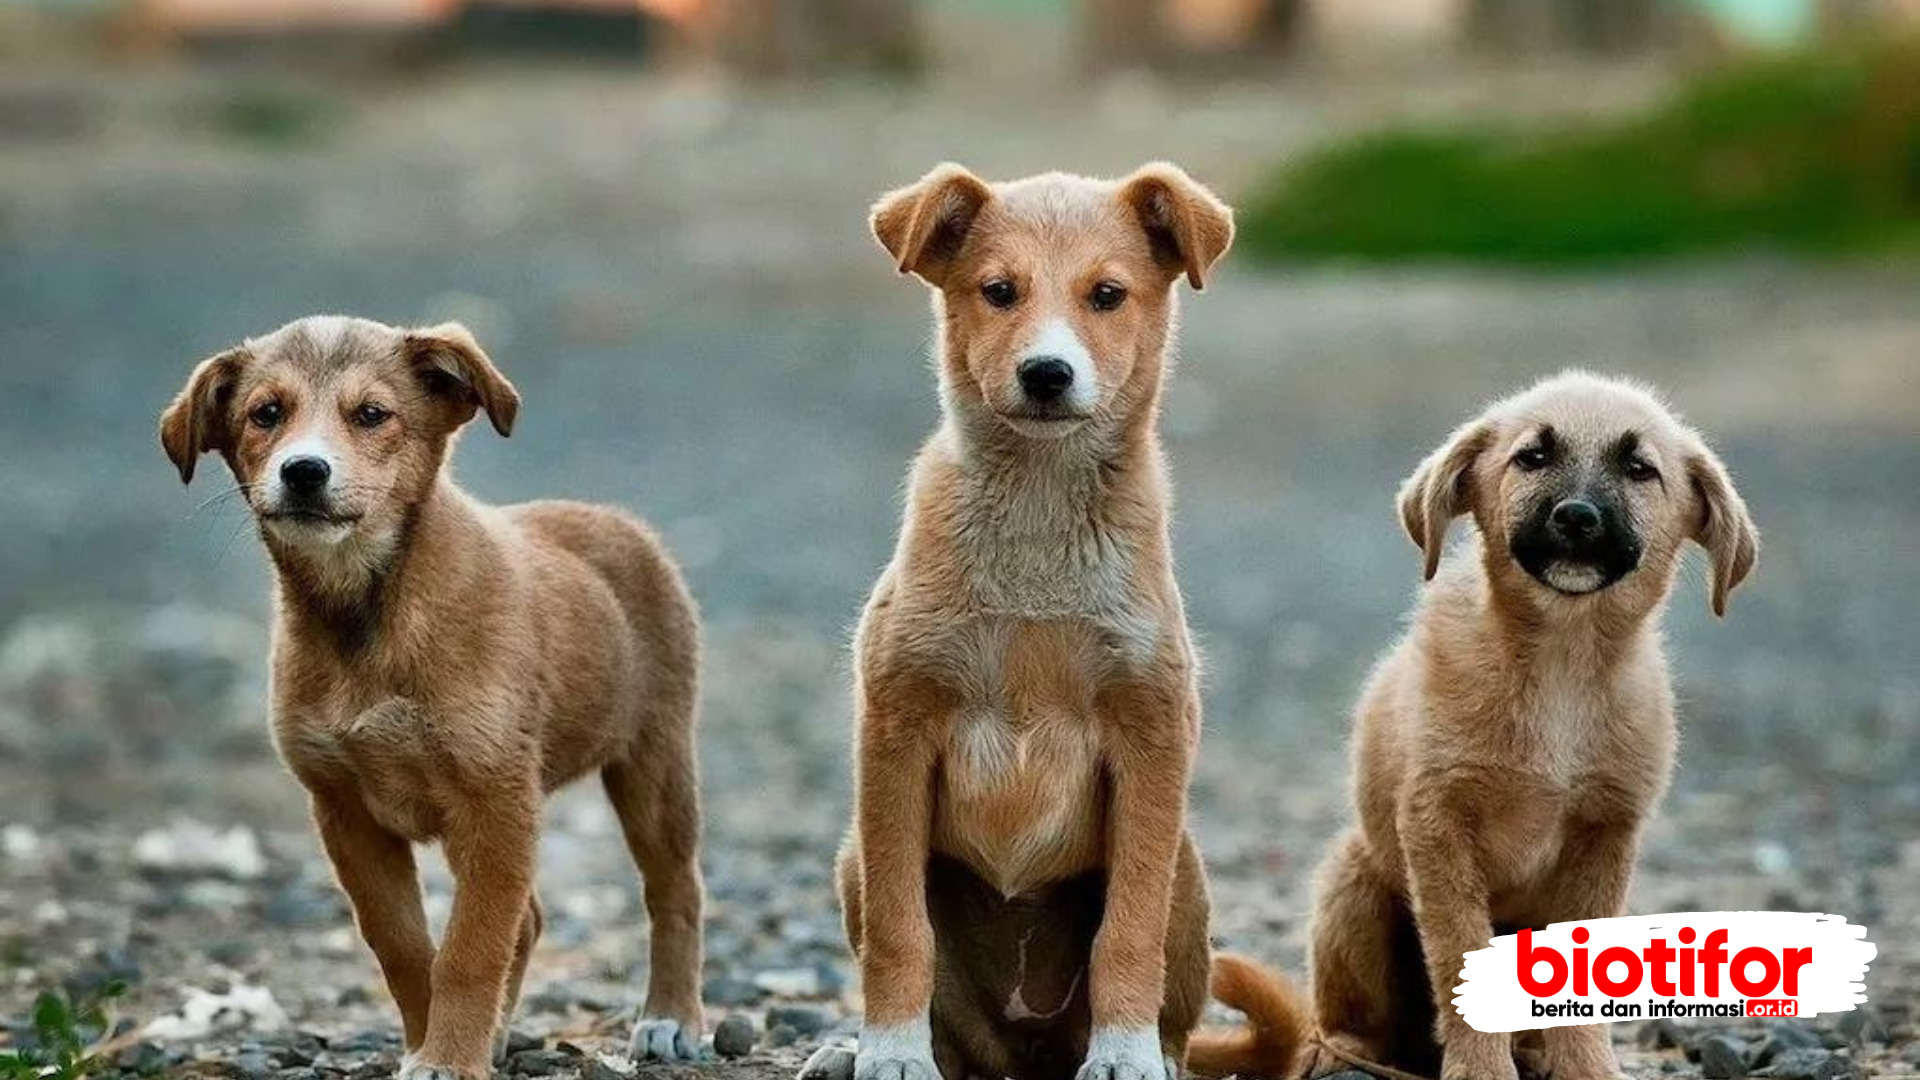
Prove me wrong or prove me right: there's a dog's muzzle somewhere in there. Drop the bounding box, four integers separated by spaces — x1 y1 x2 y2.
1510 495 1642 595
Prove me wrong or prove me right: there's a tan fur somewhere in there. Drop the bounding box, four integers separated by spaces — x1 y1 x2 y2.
159 316 706 1080
835 164 1232 1080
1203 372 1759 1080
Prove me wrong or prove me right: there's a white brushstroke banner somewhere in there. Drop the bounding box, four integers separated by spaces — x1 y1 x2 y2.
1454 912 1876 1033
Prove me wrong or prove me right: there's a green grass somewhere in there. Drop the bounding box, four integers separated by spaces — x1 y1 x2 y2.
1239 40 1920 264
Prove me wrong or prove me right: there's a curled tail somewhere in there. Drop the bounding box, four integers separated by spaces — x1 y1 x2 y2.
1188 952 1310 1080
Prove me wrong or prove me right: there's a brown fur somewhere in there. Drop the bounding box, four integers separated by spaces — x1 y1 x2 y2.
824 163 1232 1080
1197 372 1759 1080
159 316 707 1080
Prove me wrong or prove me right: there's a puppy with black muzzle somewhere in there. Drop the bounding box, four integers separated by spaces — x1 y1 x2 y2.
1189 372 1760 1080
160 316 708 1080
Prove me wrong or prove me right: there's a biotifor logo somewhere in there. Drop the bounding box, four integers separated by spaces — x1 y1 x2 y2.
1455 913 1876 1032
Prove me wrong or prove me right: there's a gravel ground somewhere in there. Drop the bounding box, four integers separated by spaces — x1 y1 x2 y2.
1 60 1917 1079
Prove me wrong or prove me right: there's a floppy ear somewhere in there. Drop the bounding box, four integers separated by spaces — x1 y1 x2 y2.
404 322 520 437
1687 445 1759 617
1118 162 1235 290
159 346 249 484
1398 418 1494 581
870 163 994 286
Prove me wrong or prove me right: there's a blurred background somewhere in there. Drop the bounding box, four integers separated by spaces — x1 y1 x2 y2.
2 1 1917 1077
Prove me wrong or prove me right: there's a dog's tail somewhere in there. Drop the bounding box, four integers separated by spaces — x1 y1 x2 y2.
1188 952 1311 1080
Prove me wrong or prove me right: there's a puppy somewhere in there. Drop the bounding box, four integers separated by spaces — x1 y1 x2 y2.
800 163 1234 1080
1191 372 1759 1080
159 316 707 1080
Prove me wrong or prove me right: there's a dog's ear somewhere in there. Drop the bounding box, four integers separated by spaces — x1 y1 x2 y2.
159 346 249 485
870 163 995 286
405 322 520 437
1118 162 1235 290
1687 444 1759 617
1399 418 1494 581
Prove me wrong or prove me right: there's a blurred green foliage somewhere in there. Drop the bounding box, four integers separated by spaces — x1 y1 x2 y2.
0 981 127 1080
214 86 341 147
1240 39 1920 263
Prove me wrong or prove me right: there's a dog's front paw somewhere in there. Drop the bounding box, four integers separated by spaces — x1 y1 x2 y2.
1075 1026 1170 1080
396 1054 486 1080
852 1019 939 1080
798 1041 858 1080
1440 1033 1520 1080
631 1016 704 1062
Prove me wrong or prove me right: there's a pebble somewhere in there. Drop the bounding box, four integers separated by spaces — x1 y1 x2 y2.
797 1043 856 1080
713 1014 756 1058
1700 1034 1750 1079
227 1050 277 1079
753 968 821 997
1637 1018 1685 1051
1755 1022 1823 1066
767 1004 833 1037
582 1056 632 1080
503 1028 542 1055
1835 1006 1881 1045
507 1049 572 1076
705 976 766 1007
1757 1047 1857 1080
767 1023 800 1048
132 819 267 880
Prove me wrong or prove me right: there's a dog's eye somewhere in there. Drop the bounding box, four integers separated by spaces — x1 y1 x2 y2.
1089 281 1128 312
981 279 1019 309
1513 445 1553 471
1624 457 1660 482
249 401 284 430
354 403 392 429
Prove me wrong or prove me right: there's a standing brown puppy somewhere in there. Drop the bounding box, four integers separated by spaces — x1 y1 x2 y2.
1192 372 1759 1080
160 316 707 1080
802 163 1233 1080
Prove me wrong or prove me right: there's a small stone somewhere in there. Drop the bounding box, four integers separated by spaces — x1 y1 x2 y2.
1756 1022 1824 1066
766 1004 833 1037
328 1029 395 1054
1701 1034 1750 1079
797 1043 856 1080
582 1057 631 1080
503 1029 542 1056
705 976 765 1007
766 1023 800 1048
227 1051 277 1080
713 1014 756 1059
753 968 820 997
1757 1047 1857 1080
507 1049 571 1076
1638 1018 1685 1051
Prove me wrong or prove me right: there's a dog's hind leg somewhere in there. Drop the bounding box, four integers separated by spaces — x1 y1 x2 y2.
603 736 707 1061
493 895 545 1065
1304 829 1434 1079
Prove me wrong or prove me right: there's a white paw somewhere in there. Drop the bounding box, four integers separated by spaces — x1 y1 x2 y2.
1075 1026 1169 1080
853 1018 940 1080
396 1056 475 1080
798 1041 858 1080
630 1015 703 1062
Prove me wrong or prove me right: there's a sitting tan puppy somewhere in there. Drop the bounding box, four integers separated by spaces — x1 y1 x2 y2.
1193 372 1759 1080
160 316 706 1080
802 163 1233 1080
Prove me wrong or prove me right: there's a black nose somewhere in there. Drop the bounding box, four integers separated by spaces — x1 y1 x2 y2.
1018 356 1075 403
280 456 331 494
1549 499 1603 540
